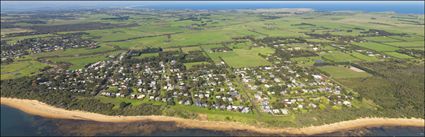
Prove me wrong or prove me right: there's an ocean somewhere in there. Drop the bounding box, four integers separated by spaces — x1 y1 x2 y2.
1 105 424 136
1 1 424 14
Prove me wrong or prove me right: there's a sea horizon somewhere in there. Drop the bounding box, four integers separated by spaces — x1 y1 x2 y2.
1 1 424 14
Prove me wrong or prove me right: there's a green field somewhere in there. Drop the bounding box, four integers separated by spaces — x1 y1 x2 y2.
349 52 380 62
384 52 414 59
291 56 322 67
321 51 362 63
353 42 400 52
318 66 371 79
181 46 202 53
201 44 225 51
385 41 425 48
363 36 401 42
1 61 48 80
220 47 274 68
47 51 122 70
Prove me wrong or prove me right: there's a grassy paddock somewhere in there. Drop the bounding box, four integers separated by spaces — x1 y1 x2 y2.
321 51 362 63
363 36 401 42
318 65 371 79
291 56 322 67
1 61 48 80
384 41 425 48
349 52 380 62
221 47 274 68
181 46 202 53
384 52 413 59
354 42 399 52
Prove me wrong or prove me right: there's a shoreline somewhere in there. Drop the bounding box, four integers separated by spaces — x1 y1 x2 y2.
1 97 424 135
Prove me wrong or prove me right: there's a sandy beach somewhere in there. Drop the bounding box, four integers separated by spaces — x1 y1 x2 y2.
1 97 424 135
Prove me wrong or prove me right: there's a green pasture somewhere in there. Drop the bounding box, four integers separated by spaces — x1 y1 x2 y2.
349 52 380 62
318 65 371 79
363 36 401 42
1 61 48 80
48 53 118 70
220 47 274 68
384 52 414 59
384 41 424 48
321 51 362 63
201 44 225 51
181 46 202 53
291 56 322 67
353 42 399 52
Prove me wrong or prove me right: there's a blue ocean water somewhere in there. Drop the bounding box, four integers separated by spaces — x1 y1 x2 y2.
0 105 39 136
1 1 424 14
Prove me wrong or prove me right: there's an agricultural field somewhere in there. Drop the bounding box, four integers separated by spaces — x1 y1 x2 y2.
385 41 425 48
318 66 371 79
353 42 400 52
220 47 274 68
291 56 323 67
1 61 48 80
384 52 414 59
349 52 380 62
47 54 113 70
181 46 202 53
321 51 362 63
363 36 402 43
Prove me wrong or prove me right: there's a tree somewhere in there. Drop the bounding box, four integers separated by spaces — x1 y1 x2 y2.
119 102 130 109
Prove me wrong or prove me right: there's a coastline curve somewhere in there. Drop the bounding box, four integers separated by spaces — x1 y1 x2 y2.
1 97 424 135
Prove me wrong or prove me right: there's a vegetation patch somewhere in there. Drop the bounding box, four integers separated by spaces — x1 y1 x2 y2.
291 56 322 67
133 53 160 59
181 46 202 53
184 61 210 69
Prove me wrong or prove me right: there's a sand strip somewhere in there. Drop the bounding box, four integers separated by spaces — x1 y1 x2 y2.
1 97 424 135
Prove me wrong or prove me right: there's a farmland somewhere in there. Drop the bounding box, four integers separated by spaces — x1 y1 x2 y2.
1 8 424 129
318 66 371 79
354 42 400 52
221 47 274 68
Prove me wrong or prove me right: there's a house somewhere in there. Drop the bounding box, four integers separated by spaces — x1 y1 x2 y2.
280 109 289 115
